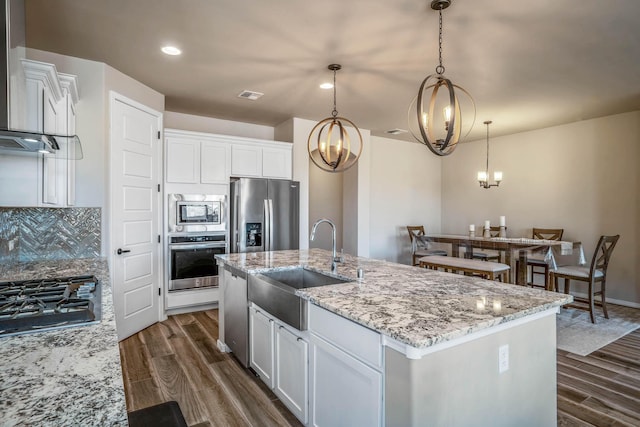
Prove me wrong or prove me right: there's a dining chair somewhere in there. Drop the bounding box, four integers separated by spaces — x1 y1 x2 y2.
527 227 564 289
407 225 447 266
550 234 620 324
472 226 501 262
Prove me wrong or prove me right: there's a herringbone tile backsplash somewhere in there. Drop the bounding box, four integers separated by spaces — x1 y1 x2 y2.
0 207 101 263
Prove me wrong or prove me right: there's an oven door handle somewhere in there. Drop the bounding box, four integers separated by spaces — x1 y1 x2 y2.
169 243 226 251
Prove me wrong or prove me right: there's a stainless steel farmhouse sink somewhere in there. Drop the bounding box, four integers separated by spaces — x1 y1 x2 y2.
248 267 351 330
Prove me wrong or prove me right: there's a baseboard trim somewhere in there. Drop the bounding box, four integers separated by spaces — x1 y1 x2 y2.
217 339 231 353
569 291 640 309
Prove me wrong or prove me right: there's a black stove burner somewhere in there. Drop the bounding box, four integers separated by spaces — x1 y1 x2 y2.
0 275 100 337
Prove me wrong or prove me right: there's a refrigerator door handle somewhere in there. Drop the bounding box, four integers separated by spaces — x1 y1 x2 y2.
268 199 274 251
264 198 270 251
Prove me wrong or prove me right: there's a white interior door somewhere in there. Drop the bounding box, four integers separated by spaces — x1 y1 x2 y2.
110 92 162 341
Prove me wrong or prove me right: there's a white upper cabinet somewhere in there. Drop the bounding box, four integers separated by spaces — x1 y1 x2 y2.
59 73 79 206
166 136 200 183
231 143 262 177
165 130 231 185
201 140 231 184
164 129 292 185
230 139 293 179
262 146 293 179
0 59 79 208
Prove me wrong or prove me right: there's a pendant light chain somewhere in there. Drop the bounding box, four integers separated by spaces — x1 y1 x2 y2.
332 68 338 118
485 121 490 174
436 6 445 75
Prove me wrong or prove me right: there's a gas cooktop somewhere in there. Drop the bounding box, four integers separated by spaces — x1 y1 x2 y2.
0 275 101 337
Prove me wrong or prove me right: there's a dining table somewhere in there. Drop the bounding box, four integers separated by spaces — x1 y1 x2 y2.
416 234 585 288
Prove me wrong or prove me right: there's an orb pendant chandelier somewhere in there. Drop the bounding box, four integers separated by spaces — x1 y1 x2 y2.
408 0 476 156
308 64 363 173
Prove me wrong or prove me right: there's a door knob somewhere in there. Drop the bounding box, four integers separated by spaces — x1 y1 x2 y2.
117 248 131 255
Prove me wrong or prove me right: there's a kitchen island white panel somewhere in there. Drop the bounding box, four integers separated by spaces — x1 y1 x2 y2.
216 248 571 426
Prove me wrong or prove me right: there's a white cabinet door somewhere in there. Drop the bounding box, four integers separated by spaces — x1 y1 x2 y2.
275 324 308 424
262 146 292 179
231 144 262 177
42 86 60 206
166 137 199 183
200 140 230 184
66 100 77 206
309 334 382 427
249 306 275 388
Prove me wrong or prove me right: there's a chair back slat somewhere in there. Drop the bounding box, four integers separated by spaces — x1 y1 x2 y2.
591 235 620 275
406 225 425 243
532 228 564 241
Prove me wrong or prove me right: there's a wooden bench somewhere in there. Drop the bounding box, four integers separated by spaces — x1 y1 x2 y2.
419 255 511 282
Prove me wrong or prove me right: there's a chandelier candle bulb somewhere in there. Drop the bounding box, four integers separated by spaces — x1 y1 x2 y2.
494 171 503 182
499 216 506 227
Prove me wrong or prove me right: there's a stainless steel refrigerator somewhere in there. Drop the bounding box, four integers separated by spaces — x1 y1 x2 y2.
229 178 300 253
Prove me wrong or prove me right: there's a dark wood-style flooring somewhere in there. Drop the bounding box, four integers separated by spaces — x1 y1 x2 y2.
118 310 301 427
119 310 640 427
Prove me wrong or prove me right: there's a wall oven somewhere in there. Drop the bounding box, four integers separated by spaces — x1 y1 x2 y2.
168 233 226 292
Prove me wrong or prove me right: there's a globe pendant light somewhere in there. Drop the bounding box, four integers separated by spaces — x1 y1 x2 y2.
408 0 476 156
477 120 503 189
308 64 363 173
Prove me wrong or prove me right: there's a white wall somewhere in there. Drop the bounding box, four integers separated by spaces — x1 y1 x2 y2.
165 111 274 140
308 159 344 252
275 117 314 250
342 127 371 257
369 136 442 263
441 111 640 305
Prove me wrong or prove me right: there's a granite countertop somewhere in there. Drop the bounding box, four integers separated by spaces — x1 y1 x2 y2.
0 258 128 427
216 248 572 349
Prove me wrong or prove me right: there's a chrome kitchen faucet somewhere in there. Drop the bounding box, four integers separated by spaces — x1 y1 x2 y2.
310 218 341 273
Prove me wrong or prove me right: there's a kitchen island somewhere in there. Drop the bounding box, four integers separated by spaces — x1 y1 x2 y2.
0 258 127 426
217 248 572 427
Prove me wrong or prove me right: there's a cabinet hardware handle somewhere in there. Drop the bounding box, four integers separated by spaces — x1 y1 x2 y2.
116 248 131 255
297 337 303 342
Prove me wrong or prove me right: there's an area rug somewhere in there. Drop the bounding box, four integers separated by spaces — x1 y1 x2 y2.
556 304 640 356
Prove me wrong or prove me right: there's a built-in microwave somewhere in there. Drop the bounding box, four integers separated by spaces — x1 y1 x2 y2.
168 194 226 233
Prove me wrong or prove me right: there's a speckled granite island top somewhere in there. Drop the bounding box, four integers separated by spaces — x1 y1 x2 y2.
0 258 127 427
217 249 572 350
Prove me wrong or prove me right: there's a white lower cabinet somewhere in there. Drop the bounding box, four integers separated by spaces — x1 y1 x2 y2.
275 324 308 424
249 306 275 388
249 304 308 425
309 334 383 427
308 303 383 427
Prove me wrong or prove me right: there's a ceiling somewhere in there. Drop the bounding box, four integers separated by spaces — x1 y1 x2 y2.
24 0 640 143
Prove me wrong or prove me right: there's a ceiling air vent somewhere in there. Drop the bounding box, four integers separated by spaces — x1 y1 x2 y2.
237 90 264 100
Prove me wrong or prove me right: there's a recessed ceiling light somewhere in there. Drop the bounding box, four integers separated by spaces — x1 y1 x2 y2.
319 82 334 89
161 46 182 56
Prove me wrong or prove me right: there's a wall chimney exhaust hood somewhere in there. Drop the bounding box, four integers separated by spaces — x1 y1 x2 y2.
1 0 82 159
